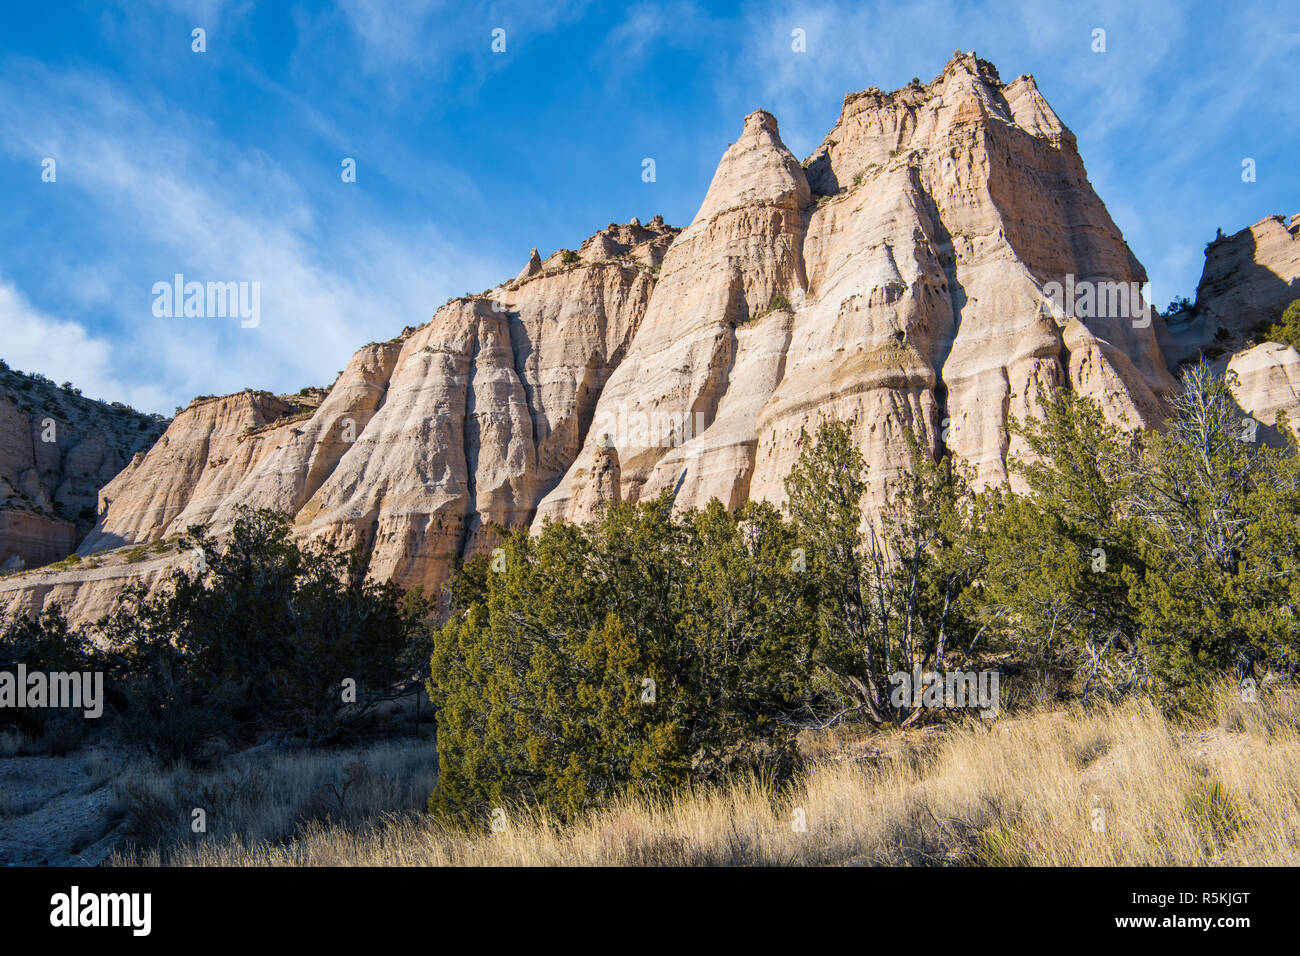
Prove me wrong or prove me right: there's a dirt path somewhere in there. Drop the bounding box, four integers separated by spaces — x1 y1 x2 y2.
0 748 129 865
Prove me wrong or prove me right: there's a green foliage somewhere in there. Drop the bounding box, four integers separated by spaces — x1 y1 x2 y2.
98 508 431 757
1264 298 1300 350
0 606 101 741
428 494 817 822
1125 364 1300 697
784 421 983 724
976 823 1030 866
2 508 431 761
1185 779 1244 846
979 387 1145 697
976 365 1300 702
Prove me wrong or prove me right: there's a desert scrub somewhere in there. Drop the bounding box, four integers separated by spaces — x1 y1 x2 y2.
1185 779 1244 848
976 824 1030 866
111 738 439 861
139 686 1300 867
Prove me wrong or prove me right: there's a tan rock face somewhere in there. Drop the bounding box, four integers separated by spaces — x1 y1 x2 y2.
298 246 667 595
1228 342 1300 435
0 511 76 571
0 549 186 625
78 389 308 552
0 366 166 571
566 437 622 518
1165 214 1300 430
536 110 811 521
542 53 1176 526
1 220 675 620
1200 216 1300 334
1165 216 1300 365
15 52 1276 627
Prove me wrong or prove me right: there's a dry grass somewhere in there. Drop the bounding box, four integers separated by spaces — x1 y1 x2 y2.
112 736 439 863
137 685 1300 866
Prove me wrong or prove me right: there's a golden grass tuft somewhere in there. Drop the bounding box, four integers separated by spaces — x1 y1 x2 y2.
138 684 1300 866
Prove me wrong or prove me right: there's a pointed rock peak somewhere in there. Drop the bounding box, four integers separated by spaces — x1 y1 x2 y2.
513 220 680 280
1011 71 1040 92
571 435 621 514
576 216 681 265
743 109 780 136
1002 71 1065 137
942 50 1001 86
516 247 542 281
693 109 809 224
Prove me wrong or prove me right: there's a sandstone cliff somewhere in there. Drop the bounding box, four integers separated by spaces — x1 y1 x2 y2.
7 52 1296 627
0 219 676 619
1164 215 1300 366
0 364 166 572
538 52 1176 527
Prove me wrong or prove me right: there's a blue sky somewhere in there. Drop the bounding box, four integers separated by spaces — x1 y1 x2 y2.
1 0 1296 415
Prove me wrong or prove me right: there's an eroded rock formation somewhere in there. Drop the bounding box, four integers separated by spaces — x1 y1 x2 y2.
5 52 1297 626
0 365 166 571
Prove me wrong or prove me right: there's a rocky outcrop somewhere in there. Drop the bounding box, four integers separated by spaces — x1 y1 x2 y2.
536 110 810 520
1 219 677 620
567 435 622 518
0 365 166 571
1165 215 1300 365
76 388 336 553
0 547 187 625
1197 215 1300 334
1228 342 1300 438
14 52 1285 627
295 228 671 593
540 53 1175 525
1155 214 1300 430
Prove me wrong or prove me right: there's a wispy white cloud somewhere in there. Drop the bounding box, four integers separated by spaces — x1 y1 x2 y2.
0 280 169 412
0 61 507 414
325 0 593 89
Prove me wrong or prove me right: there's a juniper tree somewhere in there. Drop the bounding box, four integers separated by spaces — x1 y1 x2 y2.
977 387 1146 698
784 420 983 725
427 494 817 822
1124 362 1300 696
